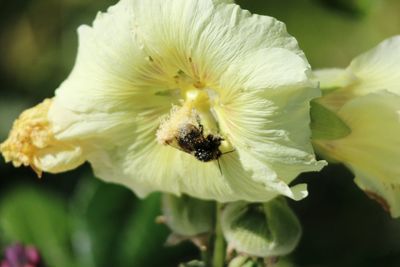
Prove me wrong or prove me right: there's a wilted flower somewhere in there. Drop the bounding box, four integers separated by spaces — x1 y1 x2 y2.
0 99 85 177
313 36 400 217
3 0 325 202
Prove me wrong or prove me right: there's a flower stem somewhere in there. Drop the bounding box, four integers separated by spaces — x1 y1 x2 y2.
213 203 225 267
201 249 211 266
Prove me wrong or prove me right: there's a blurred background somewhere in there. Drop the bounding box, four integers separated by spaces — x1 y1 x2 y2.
0 0 400 266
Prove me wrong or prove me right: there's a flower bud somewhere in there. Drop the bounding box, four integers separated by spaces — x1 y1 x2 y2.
159 194 215 249
162 194 215 237
221 198 301 258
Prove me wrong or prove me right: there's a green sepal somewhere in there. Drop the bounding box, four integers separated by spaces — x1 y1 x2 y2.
310 100 351 140
321 86 341 95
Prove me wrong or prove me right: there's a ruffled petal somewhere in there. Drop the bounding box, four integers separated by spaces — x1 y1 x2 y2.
313 68 357 90
130 0 305 86
349 35 400 95
216 49 326 192
49 0 175 140
35 145 85 174
87 118 306 202
315 36 400 111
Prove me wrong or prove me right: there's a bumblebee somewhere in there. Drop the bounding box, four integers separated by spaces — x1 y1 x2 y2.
175 123 223 162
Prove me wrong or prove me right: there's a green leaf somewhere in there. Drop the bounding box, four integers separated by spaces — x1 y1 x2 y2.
114 193 198 267
69 177 137 267
115 193 166 267
315 0 375 16
0 97 31 140
310 101 351 140
0 186 76 267
69 177 198 267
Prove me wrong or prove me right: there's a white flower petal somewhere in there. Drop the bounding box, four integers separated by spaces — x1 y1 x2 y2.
349 35 400 95
217 48 326 188
313 68 357 90
315 36 400 111
130 0 305 86
87 124 304 202
353 168 400 217
35 145 85 174
50 0 175 139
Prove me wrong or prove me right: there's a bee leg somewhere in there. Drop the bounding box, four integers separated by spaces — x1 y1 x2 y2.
222 149 236 155
199 123 204 135
217 158 222 175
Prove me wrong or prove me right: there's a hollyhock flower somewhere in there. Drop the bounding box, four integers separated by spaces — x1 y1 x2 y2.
313 36 400 217
3 0 325 202
315 36 400 111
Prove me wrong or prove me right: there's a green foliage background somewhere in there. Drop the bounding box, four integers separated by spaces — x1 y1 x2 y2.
0 0 400 266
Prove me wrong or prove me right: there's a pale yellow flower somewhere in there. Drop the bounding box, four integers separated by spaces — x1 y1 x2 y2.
313 36 400 217
46 0 325 202
315 36 400 111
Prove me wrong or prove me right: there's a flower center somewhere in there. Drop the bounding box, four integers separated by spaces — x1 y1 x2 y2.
156 87 233 161
185 89 218 134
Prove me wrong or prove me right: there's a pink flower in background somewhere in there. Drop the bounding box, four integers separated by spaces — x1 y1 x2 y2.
1 244 42 267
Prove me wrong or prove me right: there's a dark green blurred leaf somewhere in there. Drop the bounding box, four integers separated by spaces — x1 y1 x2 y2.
0 97 31 140
236 0 400 69
115 193 167 267
69 177 136 267
70 177 197 267
112 192 198 267
0 186 76 267
314 0 375 17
